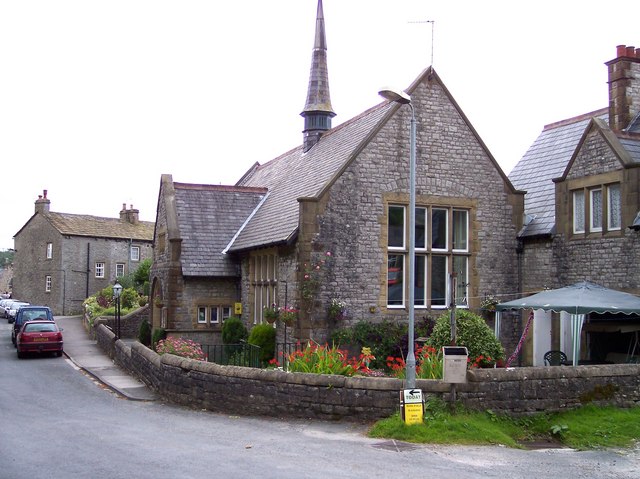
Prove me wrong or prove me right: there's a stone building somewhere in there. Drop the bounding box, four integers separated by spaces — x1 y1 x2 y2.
150 0 524 349
13 190 154 315
509 45 640 365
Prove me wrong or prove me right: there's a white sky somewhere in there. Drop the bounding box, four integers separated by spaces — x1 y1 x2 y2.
1 1 638 251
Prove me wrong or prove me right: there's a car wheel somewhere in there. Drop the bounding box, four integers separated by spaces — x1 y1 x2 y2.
17 351 24 359
56 351 63 357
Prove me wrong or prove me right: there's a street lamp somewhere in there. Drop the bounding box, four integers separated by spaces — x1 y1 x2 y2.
379 87 417 389
113 281 122 340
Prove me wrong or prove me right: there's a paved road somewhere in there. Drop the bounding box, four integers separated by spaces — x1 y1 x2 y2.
1 317 639 478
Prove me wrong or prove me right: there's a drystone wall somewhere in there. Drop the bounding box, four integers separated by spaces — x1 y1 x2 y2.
94 324 640 421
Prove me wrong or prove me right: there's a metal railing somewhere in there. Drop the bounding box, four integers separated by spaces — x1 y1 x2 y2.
203 343 261 368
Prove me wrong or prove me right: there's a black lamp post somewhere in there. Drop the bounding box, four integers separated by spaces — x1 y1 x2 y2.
113 281 122 339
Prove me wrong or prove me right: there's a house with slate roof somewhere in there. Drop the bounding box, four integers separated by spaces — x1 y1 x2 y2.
149 0 525 350
13 190 154 315
508 45 640 366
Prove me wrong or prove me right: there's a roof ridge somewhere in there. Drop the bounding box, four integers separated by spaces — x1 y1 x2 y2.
542 108 608 131
174 182 267 194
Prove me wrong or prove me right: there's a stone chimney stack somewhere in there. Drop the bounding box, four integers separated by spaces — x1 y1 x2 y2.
34 189 50 214
606 44 640 131
119 203 140 225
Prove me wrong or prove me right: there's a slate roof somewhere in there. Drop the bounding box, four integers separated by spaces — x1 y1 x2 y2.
43 212 155 241
229 100 393 252
173 183 266 276
508 109 608 238
619 137 640 163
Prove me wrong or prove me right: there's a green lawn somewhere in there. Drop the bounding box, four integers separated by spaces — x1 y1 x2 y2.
368 400 640 450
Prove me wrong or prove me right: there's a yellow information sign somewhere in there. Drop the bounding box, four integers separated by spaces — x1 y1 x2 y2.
401 389 424 425
234 302 242 315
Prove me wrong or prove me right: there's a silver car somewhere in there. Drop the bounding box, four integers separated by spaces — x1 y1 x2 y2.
7 302 30 323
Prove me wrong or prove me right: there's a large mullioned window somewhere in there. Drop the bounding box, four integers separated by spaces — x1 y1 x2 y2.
387 205 469 309
572 183 621 234
250 251 278 324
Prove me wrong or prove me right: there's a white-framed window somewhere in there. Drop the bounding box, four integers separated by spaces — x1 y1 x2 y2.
95 262 105 278
387 205 469 309
573 190 585 234
250 250 278 324
197 305 232 325
46 242 53 259
130 246 140 262
116 263 125 277
590 188 603 232
45 275 52 292
607 184 621 231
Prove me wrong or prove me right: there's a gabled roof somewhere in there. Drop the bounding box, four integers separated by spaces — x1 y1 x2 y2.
172 182 266 276
229 96 393 252
18 212 155 242
508 109 608 238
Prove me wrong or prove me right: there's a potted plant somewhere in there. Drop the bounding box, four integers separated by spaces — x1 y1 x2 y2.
280 306 299 326
263 304 279 323
328 298 347 321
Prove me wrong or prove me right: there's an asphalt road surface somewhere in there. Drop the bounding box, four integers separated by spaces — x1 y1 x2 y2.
1 320 639 479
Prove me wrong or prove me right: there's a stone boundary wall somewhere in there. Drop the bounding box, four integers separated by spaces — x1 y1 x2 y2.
94 324 640 421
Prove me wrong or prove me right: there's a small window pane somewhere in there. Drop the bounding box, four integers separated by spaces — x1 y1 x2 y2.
608 184 621 230
432 209 448 250
197 307 207 324
46 243 53 259
210 307 219 324
453 256 468 307
431 256 447 307
573 190 585 233
116 264 125 277
45 275 52 292
415 208 426 249
590 188 602 231
388 206 405 248
387 254 404 306
452 210 468 251
414 255 426 307
130 246 140 261
222 307 232 321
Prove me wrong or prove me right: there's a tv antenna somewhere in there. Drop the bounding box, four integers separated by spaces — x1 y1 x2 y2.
409 20 435 66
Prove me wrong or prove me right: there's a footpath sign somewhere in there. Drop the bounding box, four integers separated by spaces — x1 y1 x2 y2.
400 388 423 425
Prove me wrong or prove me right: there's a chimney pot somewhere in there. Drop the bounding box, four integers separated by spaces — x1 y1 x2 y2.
617 45 627 57
626 46 636 57
43 189 47 199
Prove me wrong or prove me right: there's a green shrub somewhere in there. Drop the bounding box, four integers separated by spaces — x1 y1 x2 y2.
248 323 276 365
222 317 248 344
120 287 138 309
426 310 505 367
152 327 166 349
138 318 151 347
331 320 402 369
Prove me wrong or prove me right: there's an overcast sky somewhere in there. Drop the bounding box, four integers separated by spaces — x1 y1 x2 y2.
1 1 638 250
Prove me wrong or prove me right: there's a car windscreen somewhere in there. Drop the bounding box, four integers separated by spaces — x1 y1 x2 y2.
22 310 50 321
23 323 57 333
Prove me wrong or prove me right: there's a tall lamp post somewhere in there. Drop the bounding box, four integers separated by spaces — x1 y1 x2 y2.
378 87 417 389
113 281 122 340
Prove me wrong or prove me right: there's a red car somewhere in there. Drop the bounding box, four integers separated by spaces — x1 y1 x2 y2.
16 320 64 359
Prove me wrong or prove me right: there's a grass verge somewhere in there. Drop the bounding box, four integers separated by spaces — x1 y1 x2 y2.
368 400 640 450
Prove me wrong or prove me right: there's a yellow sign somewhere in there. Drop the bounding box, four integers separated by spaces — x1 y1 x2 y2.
404 403 424 425
400 389 424 425
234 302 242 315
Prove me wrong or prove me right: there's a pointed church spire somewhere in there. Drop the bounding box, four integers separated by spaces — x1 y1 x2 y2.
301 0 336 153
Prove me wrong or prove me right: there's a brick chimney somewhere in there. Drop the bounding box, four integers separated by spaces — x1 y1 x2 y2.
606 45 640 131
119 203 139 225
34 189 50 214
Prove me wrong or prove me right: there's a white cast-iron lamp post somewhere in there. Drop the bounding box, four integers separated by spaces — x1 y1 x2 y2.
113 281 122 340
378 87 417 389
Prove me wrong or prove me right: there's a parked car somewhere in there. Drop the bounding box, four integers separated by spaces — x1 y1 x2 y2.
0 298 20 319
6 301 30 322
11 306 54 346
16 320 64 358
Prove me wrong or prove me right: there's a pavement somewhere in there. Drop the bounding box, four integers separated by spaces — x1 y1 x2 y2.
56 315 158 401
